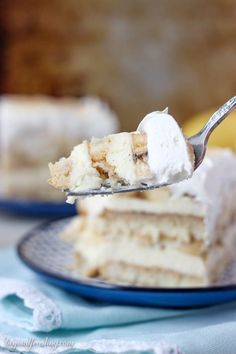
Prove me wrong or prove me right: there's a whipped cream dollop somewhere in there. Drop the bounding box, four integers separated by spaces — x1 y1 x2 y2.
137 109 194 185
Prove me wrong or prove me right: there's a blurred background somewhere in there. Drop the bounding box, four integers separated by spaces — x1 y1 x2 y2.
0 0 235 211
1 0 236 128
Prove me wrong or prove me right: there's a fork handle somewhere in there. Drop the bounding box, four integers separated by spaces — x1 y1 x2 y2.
200 96 236 142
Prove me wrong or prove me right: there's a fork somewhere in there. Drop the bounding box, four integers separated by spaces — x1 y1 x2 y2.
189 96 236 169
67 96 236 197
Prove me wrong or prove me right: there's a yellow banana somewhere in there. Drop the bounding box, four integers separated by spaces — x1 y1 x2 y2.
184 108 236 150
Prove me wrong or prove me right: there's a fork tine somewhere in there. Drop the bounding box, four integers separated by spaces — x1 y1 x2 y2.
65 182 169 197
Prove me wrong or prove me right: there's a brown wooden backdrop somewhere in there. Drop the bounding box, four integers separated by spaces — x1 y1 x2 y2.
0 0 235 130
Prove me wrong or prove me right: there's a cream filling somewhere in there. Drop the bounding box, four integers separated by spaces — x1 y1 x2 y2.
69 142 102 190
66 133 142 203
80 194 205 218
137 109 194 184
75 238 207 277
106 133 138 184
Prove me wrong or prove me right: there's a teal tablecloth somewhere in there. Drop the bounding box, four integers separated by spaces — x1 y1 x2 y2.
0 247 236 353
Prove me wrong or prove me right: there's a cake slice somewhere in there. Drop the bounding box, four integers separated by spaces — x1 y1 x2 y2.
62 149 236 287
48 110 195 200
0 95 118 200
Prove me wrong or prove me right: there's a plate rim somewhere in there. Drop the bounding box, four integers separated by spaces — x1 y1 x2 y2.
0 197 74 207
0 198 76 217
17 218 236 294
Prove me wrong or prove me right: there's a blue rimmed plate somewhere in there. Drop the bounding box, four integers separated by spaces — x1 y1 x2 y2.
0 198 76 217
17 218 236 308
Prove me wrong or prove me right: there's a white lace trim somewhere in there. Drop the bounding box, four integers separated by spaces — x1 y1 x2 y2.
74 339 183 354
0 278 183 353
0 278 62 332
0 335 183 354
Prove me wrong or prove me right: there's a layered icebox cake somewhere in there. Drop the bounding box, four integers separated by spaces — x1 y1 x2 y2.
62 149 236 287
49 110 195 201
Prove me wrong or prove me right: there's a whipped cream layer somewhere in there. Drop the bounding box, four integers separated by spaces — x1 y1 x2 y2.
81 193 205 218
69 142 103 191
137 110 194 185
76 240 206 278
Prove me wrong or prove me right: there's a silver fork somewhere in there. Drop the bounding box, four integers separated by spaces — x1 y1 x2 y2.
67 96 236 197
189 96 236 169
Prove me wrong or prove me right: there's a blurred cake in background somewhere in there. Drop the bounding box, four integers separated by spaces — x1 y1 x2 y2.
0 95 119 201
62 149 236 287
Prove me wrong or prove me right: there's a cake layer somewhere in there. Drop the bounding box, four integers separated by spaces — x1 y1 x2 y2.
89 132 152 185
71 213 205 244
75 256 206 287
